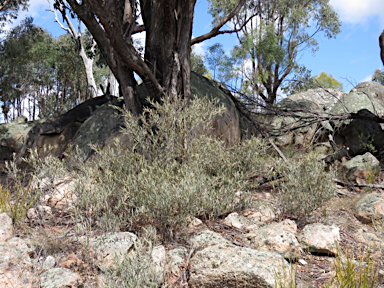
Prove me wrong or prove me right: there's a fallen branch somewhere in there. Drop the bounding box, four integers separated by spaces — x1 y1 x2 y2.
332 178 384 189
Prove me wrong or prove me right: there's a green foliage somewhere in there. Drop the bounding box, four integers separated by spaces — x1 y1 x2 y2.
209 0 341 104
283 71 343 95
0 0 28 31
191 50 208 76
1 160 39 224
277 153 335 220
68 96 267 239
372 69 384 86
104 227 166 288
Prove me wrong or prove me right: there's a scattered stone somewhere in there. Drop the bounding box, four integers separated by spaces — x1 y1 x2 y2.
298 259 307 265
58 252 83 269
43 255 56 270
0 213 13 242
188 217 204 228
27 205 52 221
40 267 82 288
354 193 384 224
189 242 293 288
245 219 302 260
298 223 340 255
192 230 232 248
243 204 277 223
223 212 258 232
91 232 137 268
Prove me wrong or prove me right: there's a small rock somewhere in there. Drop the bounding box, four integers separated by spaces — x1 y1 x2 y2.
43 255 56 269
27 205 52 221
188 217 203 228
243 204 277 223
245 219 302 260
191 230 232 248
354 193 384 224
40 267 82 288
224 212 258 232
298 259 307 265
92 232 137 268
298 223 340 255
0 213 13 242
48 179 77 210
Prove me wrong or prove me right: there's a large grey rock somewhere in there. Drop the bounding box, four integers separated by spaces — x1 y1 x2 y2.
329 81 384 155
273 88 344 147
0 116 41 160
189 242 292 288
354 193 384 224
72 99 124 158
18 95 116 159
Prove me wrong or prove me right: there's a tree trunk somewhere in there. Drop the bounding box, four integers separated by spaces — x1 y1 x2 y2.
141 0 196 100
78 43 97 98
380 30 384 66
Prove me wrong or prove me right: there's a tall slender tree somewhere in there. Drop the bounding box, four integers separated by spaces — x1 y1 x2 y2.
209 0 341 105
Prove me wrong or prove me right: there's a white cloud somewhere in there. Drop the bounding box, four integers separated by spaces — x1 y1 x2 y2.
330 0 384 24
191 37 205 55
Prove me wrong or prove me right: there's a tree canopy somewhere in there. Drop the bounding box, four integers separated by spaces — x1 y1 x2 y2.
208 0 341 105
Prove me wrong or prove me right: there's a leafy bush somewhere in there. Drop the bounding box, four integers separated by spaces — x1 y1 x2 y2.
71 96 267 239
277 153 335 220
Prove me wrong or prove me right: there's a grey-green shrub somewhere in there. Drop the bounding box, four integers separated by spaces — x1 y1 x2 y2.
71 96 268 239
277 153 335 220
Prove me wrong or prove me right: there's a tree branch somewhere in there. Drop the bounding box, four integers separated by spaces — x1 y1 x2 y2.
380 30 384 66
191 0 246 45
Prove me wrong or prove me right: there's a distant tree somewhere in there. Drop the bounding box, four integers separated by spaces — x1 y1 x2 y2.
209 0 341 105
206 43 225 79
372 69 384 86
283 71 343 95
0 18 102 121
191 49 208 76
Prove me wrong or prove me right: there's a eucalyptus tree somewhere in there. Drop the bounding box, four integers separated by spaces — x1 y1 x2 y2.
209 0 341 105
53 0 247 116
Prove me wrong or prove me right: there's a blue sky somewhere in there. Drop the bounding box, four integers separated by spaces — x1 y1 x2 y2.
9 0 384 93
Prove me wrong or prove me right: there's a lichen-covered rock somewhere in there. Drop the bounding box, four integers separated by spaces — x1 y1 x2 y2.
343 152 380 182
245 219 302 260
40 267 82 288
298 223 340 255
354 193 384 224
329 82 384 155
189 242 292 288
0 237 38 288
91 232 137 268
243 204 277 223
0 213 13 242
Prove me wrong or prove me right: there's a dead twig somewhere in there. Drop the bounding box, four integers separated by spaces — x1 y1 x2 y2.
332 178 384 189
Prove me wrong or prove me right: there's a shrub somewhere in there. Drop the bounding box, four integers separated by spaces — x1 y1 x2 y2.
277 153 335 220
71 96 268 239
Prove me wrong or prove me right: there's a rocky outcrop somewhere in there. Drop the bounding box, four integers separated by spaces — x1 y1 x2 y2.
329 81 384 155
17 94 116 158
